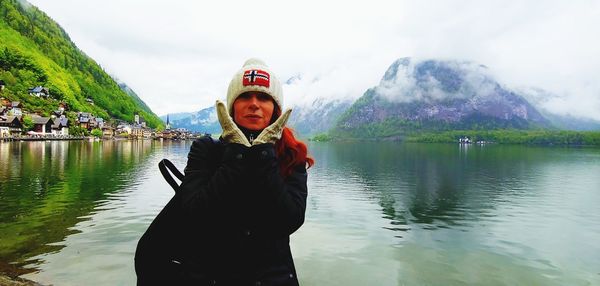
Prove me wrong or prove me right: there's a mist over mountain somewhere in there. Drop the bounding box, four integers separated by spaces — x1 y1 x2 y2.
161 57 599 137
163 98 352 137
332 58 552 138
517 87 600 131
160 112 194 122
287 98 352 136
113 77 155 115
165 72 354 136
165 106 221 134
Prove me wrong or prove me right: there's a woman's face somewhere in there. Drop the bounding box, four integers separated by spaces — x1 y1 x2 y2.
233 92 275 131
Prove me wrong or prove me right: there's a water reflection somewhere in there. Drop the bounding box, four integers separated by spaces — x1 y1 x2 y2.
1 141 599 285
0 140 154 276
295 142 600 285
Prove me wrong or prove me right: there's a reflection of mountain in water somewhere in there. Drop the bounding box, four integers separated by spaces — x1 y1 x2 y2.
321 142 563 232
299 142 600 285
0 141 155 276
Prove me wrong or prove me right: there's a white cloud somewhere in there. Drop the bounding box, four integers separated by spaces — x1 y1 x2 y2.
27 0 600 120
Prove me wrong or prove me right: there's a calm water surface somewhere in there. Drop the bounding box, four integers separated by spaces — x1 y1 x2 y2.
1 140 599 285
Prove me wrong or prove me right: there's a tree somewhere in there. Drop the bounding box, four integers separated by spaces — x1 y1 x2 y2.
69 126 88 136
22 114 33 131
90 128 103 138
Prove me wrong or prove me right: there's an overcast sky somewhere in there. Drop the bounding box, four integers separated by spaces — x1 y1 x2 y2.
27 0 600 120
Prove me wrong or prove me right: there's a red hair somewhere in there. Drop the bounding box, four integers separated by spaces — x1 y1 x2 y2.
275 127 314 177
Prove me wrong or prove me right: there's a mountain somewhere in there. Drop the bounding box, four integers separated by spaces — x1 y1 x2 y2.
287 97 352 136
168 106 221 134
543 114 600 131
114 78 154 116
0 0 162 127
160 112 194 122
163 98 352 137
331 58 551 138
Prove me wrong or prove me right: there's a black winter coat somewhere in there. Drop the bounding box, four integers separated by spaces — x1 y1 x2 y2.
135 136 308 286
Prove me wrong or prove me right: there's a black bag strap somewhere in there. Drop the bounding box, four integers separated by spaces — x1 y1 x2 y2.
159 159 184 192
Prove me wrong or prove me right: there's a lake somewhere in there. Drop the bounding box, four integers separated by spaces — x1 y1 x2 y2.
1 140 599 285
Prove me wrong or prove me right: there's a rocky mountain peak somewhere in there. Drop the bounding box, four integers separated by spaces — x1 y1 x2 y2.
334 58 551 137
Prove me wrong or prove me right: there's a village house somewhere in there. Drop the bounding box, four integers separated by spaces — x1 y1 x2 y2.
90 117 105 129
10 101 22 116
77 112 92 129
0 115 23 137
161 129 174 139
0 126 7 137
29 86 50 98
142 128 152 138
31 115 54 134
131 126 144 138
53 102 69 116
116 122 132 136
51 115 69 135
102 125 114 138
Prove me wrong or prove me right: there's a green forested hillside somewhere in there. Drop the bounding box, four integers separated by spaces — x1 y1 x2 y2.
0 0 162 127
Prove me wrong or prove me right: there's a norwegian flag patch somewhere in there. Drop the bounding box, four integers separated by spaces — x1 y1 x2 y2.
243 69 270 88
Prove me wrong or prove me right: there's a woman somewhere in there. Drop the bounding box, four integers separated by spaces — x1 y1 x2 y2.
135 58 313 285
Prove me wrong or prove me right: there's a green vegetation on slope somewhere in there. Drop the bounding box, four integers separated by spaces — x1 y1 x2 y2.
314 129 600 146
406 130 600 145
0 0 162 127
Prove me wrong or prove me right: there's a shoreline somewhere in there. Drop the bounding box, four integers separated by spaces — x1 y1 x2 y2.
0 274 44 286
1 136 201 142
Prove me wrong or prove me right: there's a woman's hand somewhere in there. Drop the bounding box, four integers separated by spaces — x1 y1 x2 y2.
252 108 292 145
216 100 251 147
216 100 292 146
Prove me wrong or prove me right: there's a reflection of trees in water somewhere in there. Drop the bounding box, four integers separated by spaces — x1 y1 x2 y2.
326 142 557 234
0 140 155 275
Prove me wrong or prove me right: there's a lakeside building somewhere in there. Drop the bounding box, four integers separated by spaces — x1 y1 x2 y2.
102 126 115 138
116 123 132 136
459 137 472 144
131 126 143 138
131 126 153 139
0 115 23 137
0 99 169 140
51 115 69 136
31 115 54 134
143 128 152 139
90 117 104 129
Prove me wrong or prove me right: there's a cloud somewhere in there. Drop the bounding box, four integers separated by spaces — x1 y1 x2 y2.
27 0 600 120
374 59 499 104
